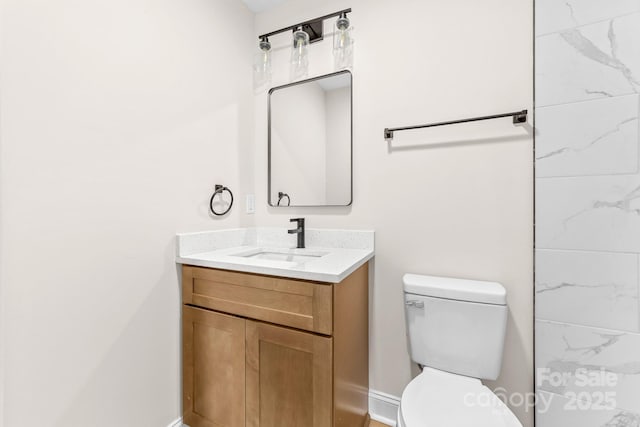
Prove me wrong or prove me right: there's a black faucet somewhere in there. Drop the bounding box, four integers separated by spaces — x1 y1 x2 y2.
288 218 305 248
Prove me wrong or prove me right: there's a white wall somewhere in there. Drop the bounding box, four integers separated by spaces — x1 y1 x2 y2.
253 0 534 425
0 1 5 420
0 0 254 425
535 1 640 425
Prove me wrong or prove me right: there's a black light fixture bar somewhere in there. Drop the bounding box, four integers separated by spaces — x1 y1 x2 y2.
258 8 352 40
384 110 528 140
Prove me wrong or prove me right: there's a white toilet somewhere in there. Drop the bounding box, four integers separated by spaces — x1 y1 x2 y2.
398 274 523 427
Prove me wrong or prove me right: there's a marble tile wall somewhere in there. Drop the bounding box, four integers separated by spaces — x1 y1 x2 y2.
535 1 640 425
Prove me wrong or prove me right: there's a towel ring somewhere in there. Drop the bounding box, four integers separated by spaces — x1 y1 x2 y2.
277 192 291 207
210 185 234 216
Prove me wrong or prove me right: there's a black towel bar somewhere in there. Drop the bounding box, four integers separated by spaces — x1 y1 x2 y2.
384 110 528 140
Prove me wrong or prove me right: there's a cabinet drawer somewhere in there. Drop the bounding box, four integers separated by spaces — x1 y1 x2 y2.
182 265 333 335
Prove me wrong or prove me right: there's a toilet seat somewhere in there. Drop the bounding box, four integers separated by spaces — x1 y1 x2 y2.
398 368 522 427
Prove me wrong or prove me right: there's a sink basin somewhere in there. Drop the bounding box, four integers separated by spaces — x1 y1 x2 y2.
245 252 322 262
231 248 328 264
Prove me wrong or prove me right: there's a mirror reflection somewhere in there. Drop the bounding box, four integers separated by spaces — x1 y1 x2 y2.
269 70 352 207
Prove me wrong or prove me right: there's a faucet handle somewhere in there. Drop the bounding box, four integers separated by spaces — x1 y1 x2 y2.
288 218 306 248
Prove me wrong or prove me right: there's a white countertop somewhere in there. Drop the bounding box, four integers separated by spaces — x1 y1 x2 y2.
175 228 375 283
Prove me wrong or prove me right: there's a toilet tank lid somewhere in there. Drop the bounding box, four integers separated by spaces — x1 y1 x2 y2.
403 274 507 305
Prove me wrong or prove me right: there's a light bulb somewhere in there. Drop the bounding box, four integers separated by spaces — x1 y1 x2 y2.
253 37 272 91
290 27 309 81
333 14 354 70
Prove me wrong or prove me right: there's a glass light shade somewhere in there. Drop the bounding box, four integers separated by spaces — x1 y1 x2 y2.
253 47 272 92
290 29 309 81
333 22 354 70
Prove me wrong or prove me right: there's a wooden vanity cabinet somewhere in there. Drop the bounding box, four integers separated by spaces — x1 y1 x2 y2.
181 263 370 427
245 320 333 427
182 307 246 427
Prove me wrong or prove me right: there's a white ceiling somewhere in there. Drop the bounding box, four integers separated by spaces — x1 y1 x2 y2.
241 0 286 13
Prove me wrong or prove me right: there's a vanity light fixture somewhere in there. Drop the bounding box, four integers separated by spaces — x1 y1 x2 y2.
256 8 353 82
253 36 272 91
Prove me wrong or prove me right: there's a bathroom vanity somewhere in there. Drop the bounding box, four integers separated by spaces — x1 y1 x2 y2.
176 228 374 427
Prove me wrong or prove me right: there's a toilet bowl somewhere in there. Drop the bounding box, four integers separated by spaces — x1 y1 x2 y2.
397 368 522 427
399 274 522 427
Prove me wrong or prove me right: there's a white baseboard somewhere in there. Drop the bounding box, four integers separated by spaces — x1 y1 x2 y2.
170 391 400 427
369 389 400 427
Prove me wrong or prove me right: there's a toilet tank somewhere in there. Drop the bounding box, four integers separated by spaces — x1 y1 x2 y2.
403 274 508 381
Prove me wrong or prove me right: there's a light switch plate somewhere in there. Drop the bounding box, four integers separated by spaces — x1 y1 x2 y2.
246 194 255 214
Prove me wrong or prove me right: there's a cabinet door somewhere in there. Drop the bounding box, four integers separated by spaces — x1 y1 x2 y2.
246 321 332 427
183 306 245 427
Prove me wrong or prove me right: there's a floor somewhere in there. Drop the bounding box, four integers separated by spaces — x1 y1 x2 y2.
370 420 392 427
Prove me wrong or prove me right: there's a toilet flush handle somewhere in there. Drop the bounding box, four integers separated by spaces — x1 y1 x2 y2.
405 300 424 308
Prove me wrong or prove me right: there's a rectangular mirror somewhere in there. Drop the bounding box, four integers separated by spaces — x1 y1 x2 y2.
268 70 352 207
